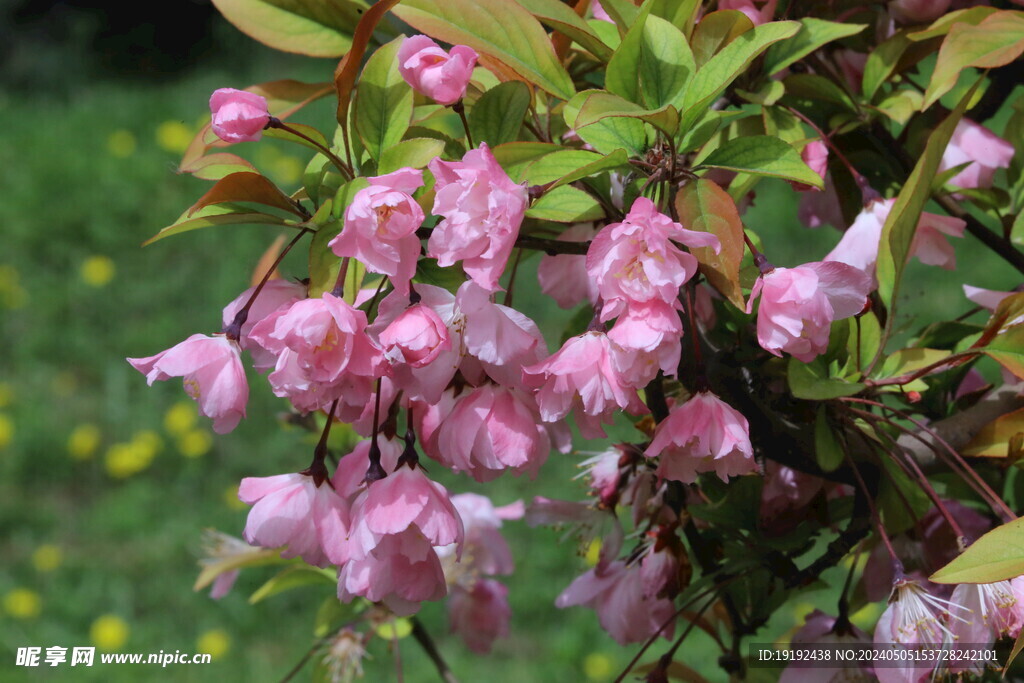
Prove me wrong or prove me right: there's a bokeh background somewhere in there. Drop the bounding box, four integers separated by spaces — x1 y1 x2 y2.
2 3 1022 681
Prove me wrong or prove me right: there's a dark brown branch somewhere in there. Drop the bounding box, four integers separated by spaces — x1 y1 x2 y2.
411 617 459 683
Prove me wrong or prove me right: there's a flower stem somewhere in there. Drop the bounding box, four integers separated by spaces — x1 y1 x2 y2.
451 100 475 149
303 399 339 487
364 378 386 484
267 118 352 180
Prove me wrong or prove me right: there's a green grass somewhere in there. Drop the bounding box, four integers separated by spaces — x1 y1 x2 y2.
2 34 1020 683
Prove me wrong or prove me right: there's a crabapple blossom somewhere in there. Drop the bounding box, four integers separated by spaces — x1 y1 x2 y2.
537 223 599 309
378 303 450 368
209 88 270 143
397 35 478 105
778 610 870 683
447 580 511 654
222 279 305 369
329 168 425 295
456 281 542 370
939 119 1014 191
434 384 551 481
523 331 646 438
751 261 872 362
825 198 967 277
586 196 719 321
791 140 828 192
645 391 756 484
127 334 248 434
948 579 1024 674
427 143 528 291
608 299 683 386
445 494 522 578
238 472 349 567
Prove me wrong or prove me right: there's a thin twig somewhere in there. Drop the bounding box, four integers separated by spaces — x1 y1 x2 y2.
411 618 459 683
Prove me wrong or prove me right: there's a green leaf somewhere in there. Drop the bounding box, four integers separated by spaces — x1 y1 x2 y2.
563 92 648 156
209 0 361 57
876 90 924 126
516 0 614 61
781 73 857 111
193 545 286 593
764 18 866 75
314 596 365 638
249 565 336 604
354 37 413 163
862 32 912 101
607 10 694 109
547 148 630 191
814 408 844 472
876 348 951 379
525 185 604 222
907 7 1000 42
691 10 754 68
469 81 531 147
521 150 604 184
679 20 801 131
923 11 1024 110
145 204 294 246
736 80 785 106
414 259 466 293
393 0 576 100
491 142 561 181
178 153 258 181
674 179 745 309
378 138 446 174
876 80 979 310
1012 210 1024 247
878 454 931 536
788 358 865 400
650 0 700 35
986 325 1024 381
263 122 330 155
931 517 1024 584
188 171 306 218
698 135 823 188
574 91 679 135
597 0 640 31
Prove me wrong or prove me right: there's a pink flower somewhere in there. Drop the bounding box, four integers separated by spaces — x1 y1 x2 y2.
645 391 756 484
457 281 544 374
948 580 1024 674
874 578 966 683
889 0 951 23
427 144 528 292
222 279 306 369
717 0 778 25
791 140 828 192
578 448 625 508
556 560 676 645
825 199 967 277
209 88 270 143
348 464 464 560
332 438 403 502
249 293 383 385
751 261 872 362
337 526 447 616
329 169 425 295
238 472 349 567
607 299 683 387
538 223 600 309
939 119 1014 191
448 580 511 654
586 197 720 321
434 384 551 482
447 494 522 577
834 49 867 93
523 331 646 438
379 303 451 368
798 173 844 229
778 610 870 683
963 284 1015 311
397 35 478 106
591 0 614 22
127 334 248 434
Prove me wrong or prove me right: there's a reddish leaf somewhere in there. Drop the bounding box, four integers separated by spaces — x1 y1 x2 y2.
963 407 1024 458
188 172 305 218
334 0 404 134
179 153 258 181
674 179 745 309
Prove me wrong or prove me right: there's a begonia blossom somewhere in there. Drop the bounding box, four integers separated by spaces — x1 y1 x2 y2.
209 88 270 143
397 35 478 105
939 119 1014 191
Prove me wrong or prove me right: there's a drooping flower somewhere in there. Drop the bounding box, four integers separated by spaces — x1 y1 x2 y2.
222 279 306 369
717 0 778 25
427 144 528 291
378 303 451 368
434 384 551 481
329 169 425 295
238 472 349 568
824 198 967 277
445 493 522 578
448 579 511 654
347 464 464 560
556 560 676 645
337 526 447 616
607 299 684 387
523 331 646 438
127 334 248 434
645 391 756 484
791 140 829 192
397 35 478 106
209 88 270 143
778 610 871 683
948 580 1024 674
939 119 1014 191
586 196 719 321
538 223 600 309
751 261 872 362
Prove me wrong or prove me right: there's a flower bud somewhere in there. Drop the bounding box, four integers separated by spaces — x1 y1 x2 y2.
379 303 451 368
397 35 478 105
209 88 270 143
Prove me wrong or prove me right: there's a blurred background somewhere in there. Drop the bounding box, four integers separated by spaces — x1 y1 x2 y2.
1 2 1021 681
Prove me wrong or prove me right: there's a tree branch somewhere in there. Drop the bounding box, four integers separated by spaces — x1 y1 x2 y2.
411 617 459 683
